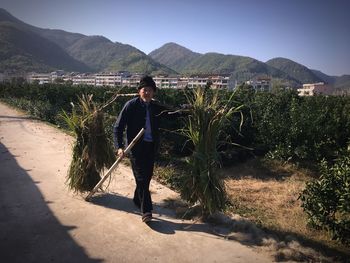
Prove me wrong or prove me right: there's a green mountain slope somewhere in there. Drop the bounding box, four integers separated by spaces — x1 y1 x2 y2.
312 69 350 90
0 21 90 72
107 50 177 75
149 43 300 85
66 35 137 71
311 69 336 84
266 57 322 84
36 28 86 50
0 8 173 74
149 42 201 72
180 52 298 85
66 36 176 74
333 75 350 89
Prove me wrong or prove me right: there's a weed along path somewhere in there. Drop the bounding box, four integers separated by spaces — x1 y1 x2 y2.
0 102 272 263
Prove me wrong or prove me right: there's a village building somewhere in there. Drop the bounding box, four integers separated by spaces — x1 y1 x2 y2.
297 82 334 96
245 77 271 91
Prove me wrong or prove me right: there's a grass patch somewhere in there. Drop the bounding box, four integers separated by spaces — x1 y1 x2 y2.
153 157 186 192
153 156 349 261
223 157 349 260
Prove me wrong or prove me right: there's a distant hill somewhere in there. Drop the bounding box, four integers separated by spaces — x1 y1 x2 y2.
149 42 201 72
150 44 299 85
66 35 175 74
36 28 86 50
0 8 174 74
311 69 336 84
333 75 350 89
266 57 322 84
311 69 350 90
0 21 90 72
0 8 348 86
0 8 90 72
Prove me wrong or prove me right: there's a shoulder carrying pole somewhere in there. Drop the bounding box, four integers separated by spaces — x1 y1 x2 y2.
85 128 145 201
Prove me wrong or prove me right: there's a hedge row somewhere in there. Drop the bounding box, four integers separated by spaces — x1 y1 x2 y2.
1 83 349 164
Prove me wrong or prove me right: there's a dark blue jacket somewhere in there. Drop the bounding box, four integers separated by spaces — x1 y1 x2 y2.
113 97 175 152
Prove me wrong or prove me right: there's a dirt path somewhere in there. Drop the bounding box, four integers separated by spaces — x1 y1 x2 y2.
0 102 273 263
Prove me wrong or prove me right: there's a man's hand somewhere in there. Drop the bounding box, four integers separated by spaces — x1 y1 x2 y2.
116 148 124 158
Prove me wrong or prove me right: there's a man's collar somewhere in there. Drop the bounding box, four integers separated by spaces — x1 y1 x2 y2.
138 97 152 107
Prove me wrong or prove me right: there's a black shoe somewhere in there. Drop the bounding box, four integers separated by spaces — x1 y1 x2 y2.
142 212 152 223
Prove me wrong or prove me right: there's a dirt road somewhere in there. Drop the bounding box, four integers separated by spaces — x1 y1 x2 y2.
0 102 272 262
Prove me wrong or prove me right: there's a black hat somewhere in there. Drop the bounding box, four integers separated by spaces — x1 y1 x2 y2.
138 75 157 91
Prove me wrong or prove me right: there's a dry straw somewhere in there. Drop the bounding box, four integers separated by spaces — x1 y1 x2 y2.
60 94 115 193
61 92 137 193
180 87 243 215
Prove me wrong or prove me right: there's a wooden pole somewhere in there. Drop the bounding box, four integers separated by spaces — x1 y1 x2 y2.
85 128 145 201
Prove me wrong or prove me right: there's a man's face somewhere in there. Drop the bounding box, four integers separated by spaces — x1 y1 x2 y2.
139 86 154 102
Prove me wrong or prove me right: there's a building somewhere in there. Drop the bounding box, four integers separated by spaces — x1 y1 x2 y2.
28 71 68 84
176 78 189 89
28 73 51 84
209 75 230 89
121 74 142 88
297 82 334 96
23 71 241 90
187 77 208 89
72 74 96 86
246 77 271 91
154 76 179 89
95 73 122 87
51 70 65 81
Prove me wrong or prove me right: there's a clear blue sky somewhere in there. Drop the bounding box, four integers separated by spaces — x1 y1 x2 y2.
2 0 350 76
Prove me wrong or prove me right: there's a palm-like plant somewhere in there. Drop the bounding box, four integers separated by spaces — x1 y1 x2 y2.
180 87 243 215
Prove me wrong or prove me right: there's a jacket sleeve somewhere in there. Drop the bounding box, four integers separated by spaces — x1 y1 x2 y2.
113 102 129 149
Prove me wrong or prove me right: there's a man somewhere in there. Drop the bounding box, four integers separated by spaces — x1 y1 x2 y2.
113 75 175 223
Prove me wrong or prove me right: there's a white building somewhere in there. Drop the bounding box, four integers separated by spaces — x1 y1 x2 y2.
246 77 271 91
209 75 230 89
154 76 179 89
95 73 122 87
23 71 236 90
176 78 189 89
28 73 51 84
72 74 96 86
297 82 334 96
122 74 142 88
187 77 208 89
50 70 65 81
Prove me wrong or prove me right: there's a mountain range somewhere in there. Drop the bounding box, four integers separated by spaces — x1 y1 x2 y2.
0 8 174 75
0 8 349 90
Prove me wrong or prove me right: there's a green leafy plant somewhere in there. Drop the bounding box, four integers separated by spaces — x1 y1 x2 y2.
299 152 350 244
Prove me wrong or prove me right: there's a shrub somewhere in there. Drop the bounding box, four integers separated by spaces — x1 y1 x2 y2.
299 152 350 244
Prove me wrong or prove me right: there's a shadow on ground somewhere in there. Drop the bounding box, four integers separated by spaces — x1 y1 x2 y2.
89 193 222 238
0 142 102 263
89 186 349 262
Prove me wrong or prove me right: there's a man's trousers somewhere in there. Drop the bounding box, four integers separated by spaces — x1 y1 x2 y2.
130 141 155 214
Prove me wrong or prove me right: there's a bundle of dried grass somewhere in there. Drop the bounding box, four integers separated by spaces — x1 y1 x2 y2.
180 87 243 216
61 94 116 193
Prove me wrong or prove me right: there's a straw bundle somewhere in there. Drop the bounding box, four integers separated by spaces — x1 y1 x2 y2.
180 87 243 215
61 94 116 193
